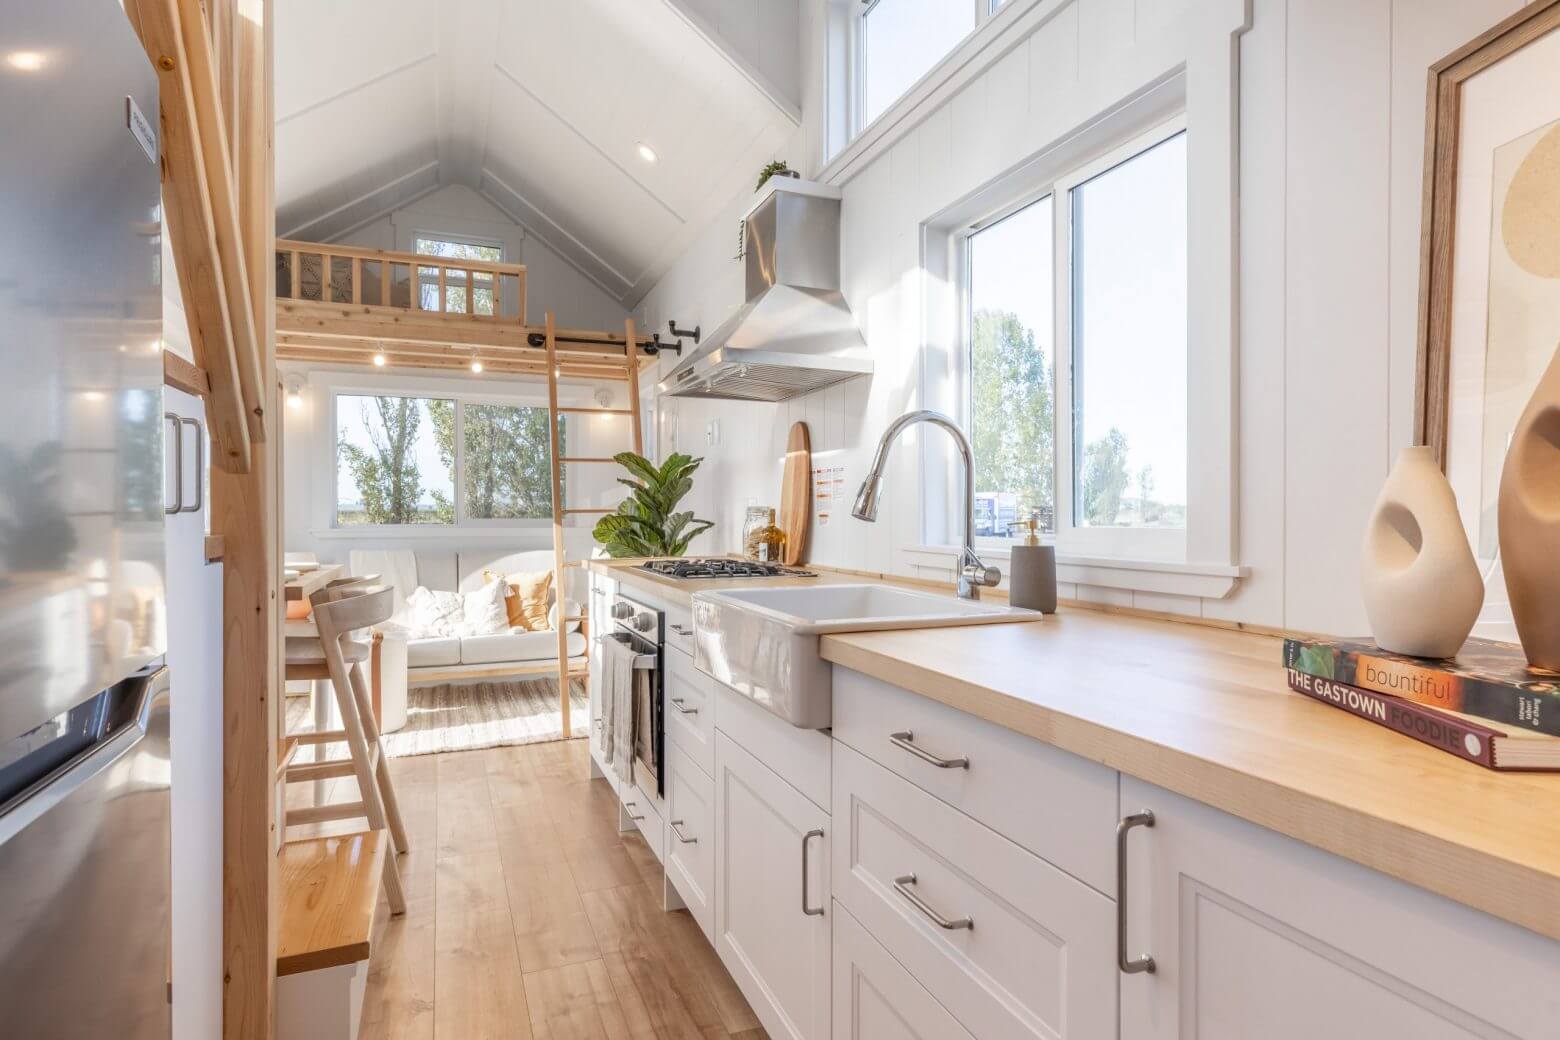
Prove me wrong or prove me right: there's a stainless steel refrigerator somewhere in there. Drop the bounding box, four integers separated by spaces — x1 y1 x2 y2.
0 1 172 1036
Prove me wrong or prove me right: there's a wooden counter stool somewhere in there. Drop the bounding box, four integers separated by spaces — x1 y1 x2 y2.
283 583 408 915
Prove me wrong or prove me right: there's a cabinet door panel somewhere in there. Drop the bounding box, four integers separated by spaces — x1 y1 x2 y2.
666 647 715 777
665 740 714 939
833 742 1114 1040
714 731 830 1040
1120 776 1560 1040
833 902 975 1040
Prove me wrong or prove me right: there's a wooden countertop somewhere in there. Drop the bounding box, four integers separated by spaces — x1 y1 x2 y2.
277 830 387 976
821 612 1560 943
284 562 344 601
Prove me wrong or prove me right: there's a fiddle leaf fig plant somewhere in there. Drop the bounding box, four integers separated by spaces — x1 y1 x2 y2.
592 451 715 558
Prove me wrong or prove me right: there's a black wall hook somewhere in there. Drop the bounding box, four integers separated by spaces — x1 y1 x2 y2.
668 320 701 345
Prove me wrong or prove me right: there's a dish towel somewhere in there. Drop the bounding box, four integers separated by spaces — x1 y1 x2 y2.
599 636 637 784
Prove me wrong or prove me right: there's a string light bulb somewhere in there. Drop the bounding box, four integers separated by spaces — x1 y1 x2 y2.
372 351 387 367
470 354 484 374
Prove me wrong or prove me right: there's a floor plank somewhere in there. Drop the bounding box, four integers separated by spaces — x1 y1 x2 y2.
353 736 762 1039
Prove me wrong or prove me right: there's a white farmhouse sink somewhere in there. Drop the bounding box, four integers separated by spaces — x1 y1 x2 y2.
692 584 1036 728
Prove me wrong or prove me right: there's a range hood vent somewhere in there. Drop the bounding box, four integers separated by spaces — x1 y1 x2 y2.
657 180 870 402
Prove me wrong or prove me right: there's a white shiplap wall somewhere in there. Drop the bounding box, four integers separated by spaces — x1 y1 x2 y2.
636 0 1521 636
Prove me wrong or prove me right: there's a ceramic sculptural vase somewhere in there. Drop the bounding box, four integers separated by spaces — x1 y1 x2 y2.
1360 446 1484 659
1498 346 1560 671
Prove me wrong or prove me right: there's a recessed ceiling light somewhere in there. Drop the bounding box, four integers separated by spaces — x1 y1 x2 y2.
6 51 46 72
372 352 387 367
636 142 658 164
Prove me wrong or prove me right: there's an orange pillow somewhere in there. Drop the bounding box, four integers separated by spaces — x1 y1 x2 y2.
484 569 552 631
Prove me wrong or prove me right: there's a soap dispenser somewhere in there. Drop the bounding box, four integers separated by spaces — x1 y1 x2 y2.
1006 513 1056 614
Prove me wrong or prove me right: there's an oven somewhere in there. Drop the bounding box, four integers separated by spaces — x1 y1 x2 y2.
609 593 664 797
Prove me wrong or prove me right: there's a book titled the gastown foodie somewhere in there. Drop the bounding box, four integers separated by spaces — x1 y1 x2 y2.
1283 635 1560 736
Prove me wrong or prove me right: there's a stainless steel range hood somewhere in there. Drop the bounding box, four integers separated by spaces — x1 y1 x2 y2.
658 179 870 402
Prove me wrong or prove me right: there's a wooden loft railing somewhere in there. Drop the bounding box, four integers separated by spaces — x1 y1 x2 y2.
276 238 527 321
274 239 657 380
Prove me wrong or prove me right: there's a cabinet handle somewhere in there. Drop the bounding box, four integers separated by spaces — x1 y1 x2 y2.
1116 810 1156 975
164 413 182 515
179 417 203 513
623 799 645 822
892 873 973 930
800 828 825 917
889 730 969 770
670 696 699 715
670 819 697 844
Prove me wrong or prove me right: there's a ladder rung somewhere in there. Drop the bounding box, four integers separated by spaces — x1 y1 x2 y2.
558 457 619 463
287 801 367 826
286 758 357 783
290 728 347 746
557 407 632 415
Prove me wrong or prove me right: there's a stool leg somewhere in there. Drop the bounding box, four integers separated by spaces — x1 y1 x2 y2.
326 655 406 915
347 661 409 854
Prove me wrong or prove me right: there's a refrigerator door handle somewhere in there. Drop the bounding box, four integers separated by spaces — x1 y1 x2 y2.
163 413 182 515
178 417 203 514
0 668 166 849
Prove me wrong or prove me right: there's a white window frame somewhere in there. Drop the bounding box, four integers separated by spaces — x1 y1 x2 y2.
952 116 1188 561
850 0 1004 142
319 371 560 534
1053 117 1189 563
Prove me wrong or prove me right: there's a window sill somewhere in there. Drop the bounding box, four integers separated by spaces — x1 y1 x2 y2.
310 526 556 541
901 544 1248 600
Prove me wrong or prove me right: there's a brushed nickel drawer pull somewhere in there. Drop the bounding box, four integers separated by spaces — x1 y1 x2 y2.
623 799 645 822
892 873 973 930
801 828 825 917
670 819 697 844
1116 810 1156 974
670 697 699 715
889 731 969 769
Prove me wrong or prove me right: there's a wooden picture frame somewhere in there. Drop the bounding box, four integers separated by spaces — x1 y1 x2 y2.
1414 0 1560 466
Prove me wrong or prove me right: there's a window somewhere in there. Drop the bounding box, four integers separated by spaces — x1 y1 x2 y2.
968 195 1055 540
1066 132 1187 531
461 403 560 520
958 120 1189 558
860 0 976 127
336 395 454 525
414 235 501 315
334 393 563 527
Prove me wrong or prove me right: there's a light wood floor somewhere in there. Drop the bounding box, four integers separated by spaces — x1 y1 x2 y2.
284 711 767 1040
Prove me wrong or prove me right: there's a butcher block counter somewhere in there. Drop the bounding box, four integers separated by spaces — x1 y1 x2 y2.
589 557 1560 943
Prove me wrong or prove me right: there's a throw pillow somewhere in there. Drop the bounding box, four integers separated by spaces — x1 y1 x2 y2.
483 569 528 630
459 578 510 636
507 569 553 632
407 586 463 638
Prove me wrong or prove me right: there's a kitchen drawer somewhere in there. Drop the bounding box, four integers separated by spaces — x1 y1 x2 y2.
622 781 663 864
833 666 1116 894
833 901 975 1040
666 647 715 777
664 740 714 939
832 742 1115 1040
666 601 694 657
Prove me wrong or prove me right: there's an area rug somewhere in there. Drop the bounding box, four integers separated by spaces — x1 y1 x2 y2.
380 677 588 759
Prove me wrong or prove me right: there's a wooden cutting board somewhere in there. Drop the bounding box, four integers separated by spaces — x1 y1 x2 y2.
779 421 811 565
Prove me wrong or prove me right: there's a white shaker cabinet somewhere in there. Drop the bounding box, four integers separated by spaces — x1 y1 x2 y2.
1119 776 1560 1040
832 902 976 1040
713 730 831 1040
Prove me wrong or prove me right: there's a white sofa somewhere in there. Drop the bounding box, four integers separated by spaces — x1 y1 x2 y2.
348 549 588 731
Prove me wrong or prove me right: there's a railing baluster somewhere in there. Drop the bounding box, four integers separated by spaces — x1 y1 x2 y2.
351 257 361 304
319 252 330 303
290 249 300 299
379 259 389 307
438 266 447 313
408 260 418 313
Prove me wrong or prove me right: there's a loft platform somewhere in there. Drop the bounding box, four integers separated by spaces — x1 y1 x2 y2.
273 239 656 380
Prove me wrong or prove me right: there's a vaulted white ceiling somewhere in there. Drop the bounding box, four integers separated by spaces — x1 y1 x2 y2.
275 0 800 306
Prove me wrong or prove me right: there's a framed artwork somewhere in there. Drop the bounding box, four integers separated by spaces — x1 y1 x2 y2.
1415 0 1560 640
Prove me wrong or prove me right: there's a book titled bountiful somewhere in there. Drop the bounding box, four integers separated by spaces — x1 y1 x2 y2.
1284 635 1560 736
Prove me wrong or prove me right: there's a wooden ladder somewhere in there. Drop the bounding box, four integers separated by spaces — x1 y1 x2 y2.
543 313 645 737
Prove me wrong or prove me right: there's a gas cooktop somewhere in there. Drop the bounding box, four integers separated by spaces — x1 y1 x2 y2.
640 557 816 580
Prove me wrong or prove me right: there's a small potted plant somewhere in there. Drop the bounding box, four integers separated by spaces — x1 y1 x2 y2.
592 452 715 557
